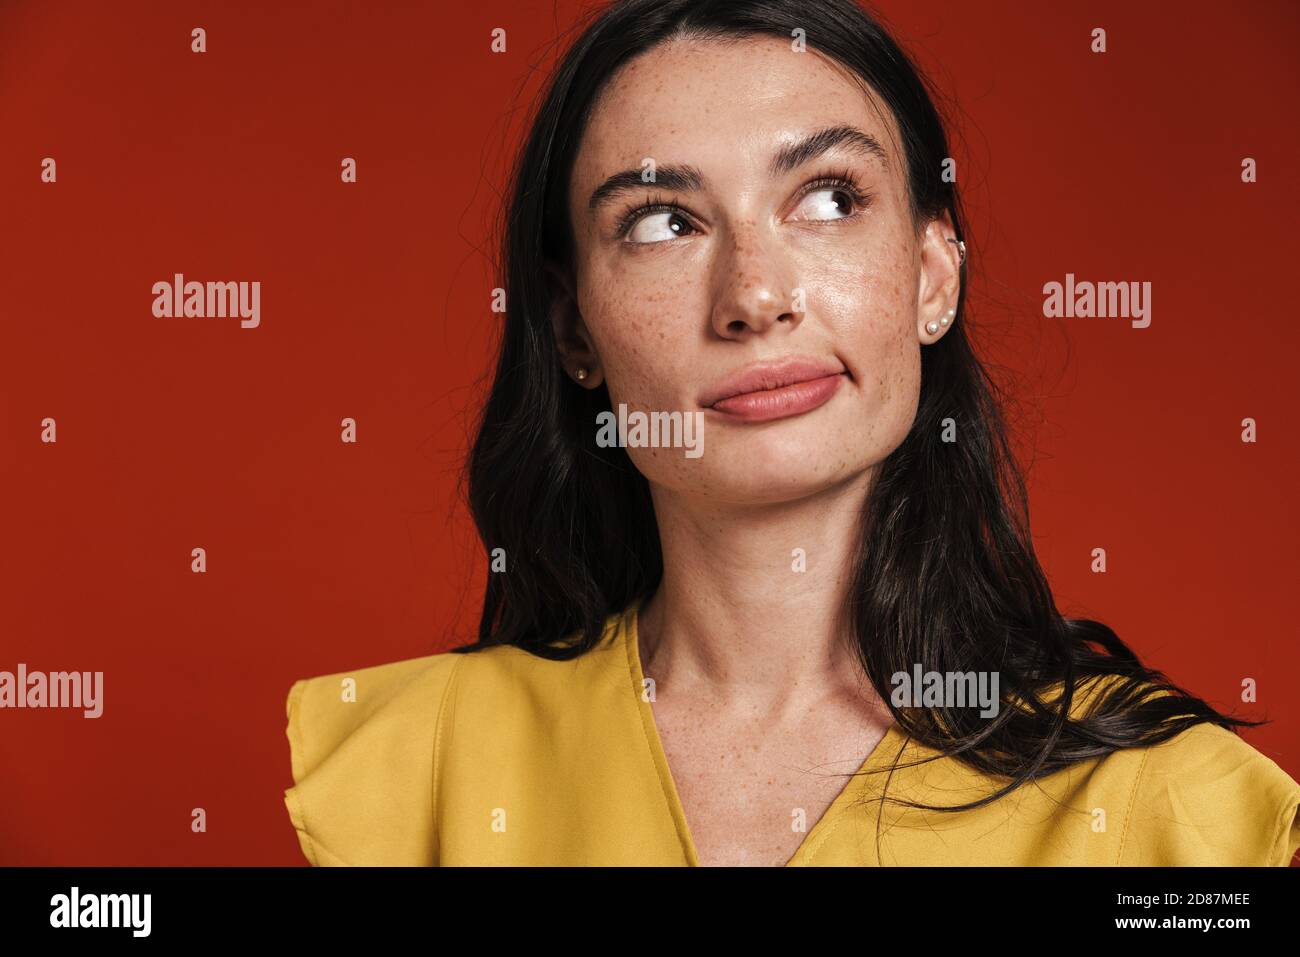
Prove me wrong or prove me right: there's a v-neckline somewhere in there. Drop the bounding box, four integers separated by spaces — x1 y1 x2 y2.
621 596 903 867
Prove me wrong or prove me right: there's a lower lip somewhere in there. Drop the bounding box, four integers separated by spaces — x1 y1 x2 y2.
707 373 846 422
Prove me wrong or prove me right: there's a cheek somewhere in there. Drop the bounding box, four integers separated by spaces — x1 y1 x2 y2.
822 251 916 381
581 272 695 409
871 279 918 407
855 325 920 455
817 250 921 455
883 329 921 427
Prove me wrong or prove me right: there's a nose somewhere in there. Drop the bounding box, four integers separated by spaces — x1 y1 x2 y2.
708 222 800 339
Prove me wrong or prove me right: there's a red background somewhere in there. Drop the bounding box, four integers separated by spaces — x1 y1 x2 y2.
1 0 1296 865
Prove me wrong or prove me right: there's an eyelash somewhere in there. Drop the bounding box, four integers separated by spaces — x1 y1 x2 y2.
613 168 873 240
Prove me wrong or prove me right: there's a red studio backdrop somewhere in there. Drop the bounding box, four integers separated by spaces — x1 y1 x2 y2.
0 1 1296 865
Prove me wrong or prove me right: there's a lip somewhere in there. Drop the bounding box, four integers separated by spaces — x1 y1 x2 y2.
699 356 848 423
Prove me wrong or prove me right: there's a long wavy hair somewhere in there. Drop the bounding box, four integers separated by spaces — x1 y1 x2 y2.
457 0 1261 817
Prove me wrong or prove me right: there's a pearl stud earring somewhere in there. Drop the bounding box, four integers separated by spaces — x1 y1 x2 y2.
940 307 955 327
574 367 588 381
926 320 940 334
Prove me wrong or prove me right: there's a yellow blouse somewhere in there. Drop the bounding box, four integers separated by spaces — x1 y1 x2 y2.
282 600 1300 866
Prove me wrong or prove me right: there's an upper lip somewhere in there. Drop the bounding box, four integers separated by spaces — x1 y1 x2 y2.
698 356 847 408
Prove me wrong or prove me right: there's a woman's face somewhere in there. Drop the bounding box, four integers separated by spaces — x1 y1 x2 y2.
558 35 960 505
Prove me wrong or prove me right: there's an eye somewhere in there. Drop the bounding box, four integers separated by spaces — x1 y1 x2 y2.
624 207 696 244
789 174 871 223
794 188 855 221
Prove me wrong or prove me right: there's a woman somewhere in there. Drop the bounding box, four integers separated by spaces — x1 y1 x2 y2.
281 0 1300 866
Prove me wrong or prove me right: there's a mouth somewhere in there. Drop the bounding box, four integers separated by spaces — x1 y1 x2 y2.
700 357 848 424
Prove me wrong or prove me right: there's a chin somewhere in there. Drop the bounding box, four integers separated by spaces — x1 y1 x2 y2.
667 459 865 507
712 422 855 469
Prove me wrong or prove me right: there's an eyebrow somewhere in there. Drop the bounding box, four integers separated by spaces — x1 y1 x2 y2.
586 125 889 213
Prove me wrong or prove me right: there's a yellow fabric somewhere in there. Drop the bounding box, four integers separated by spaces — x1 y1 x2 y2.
282 599 1300 865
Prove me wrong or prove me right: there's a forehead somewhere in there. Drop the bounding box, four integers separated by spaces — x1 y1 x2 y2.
570 35 904 201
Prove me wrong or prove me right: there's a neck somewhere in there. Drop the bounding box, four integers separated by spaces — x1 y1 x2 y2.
637 469 878 715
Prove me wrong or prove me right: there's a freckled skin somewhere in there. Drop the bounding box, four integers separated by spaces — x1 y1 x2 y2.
560 35 957 505
550 34 961 866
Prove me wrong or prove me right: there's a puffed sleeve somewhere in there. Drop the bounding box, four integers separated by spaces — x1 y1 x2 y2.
1117 721 1300 865
282 651 464 866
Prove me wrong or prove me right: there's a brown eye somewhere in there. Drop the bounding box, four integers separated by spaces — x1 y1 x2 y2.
792 186 857 222
626 209 695 244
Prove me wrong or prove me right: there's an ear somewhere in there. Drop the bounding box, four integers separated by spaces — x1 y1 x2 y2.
915 212 963 344
544 259 604 389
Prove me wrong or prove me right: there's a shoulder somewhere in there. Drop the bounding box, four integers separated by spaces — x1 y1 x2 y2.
280 637 613 866
281 649 465 865
1118 720 1300 866
935 676 1300 866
